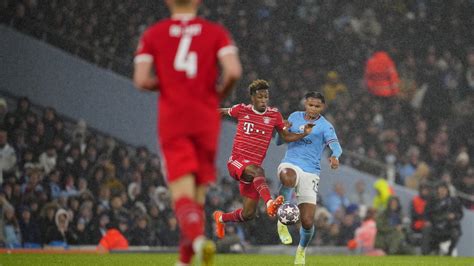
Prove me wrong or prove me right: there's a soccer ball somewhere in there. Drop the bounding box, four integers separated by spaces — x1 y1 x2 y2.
277 203 300 225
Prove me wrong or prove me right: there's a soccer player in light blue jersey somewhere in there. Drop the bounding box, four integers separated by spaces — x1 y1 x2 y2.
276 92 342 265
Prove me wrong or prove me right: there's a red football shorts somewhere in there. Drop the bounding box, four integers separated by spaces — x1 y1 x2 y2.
227 156 259 200
160 123 219 186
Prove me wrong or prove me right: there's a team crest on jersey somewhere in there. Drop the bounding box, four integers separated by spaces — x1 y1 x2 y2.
263 117 271 124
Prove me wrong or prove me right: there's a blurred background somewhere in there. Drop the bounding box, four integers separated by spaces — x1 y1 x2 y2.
0 0 473 257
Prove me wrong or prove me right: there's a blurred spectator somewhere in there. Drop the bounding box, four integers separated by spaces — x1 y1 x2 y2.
38 145 57 175
2 205 21 248
18 206 41 245
322 71 348 104
129 215 153 246
372 179 393 211
97 221 129 251
347 208 385 255
375 196 411 255
45 208 75 245
326 182 351 214
422 182 463 255
364 48 400 98
349 180 371 216
159 215 179 246
0 128 17 184
410 182 431 234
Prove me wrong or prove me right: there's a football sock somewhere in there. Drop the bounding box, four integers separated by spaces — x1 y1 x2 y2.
279 185 293 203
221 208 245 223
174 197 204 242
299 225 315 249
253 176 272 203
178 239 194 265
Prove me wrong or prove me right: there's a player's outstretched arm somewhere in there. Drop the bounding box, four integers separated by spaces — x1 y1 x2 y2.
328 142 342 169
133 60 158 92
277 123 314 143
218 108 231 116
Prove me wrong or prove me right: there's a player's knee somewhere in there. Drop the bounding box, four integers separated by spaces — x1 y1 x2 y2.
246 165 265 177
280 174 296 187
301 216 314 230
242 209 256 221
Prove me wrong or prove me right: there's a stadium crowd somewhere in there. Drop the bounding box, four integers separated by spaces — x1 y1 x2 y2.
0 0 473 253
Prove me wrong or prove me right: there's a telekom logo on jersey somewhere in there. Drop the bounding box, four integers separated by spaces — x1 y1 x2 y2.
243 122 266 135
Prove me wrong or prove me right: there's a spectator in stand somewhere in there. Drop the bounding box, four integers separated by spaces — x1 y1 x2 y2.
375 196 411 255
410 182 431 234
321 71 348 104
45 208 75 245
129 215 154 246
38 145 57 175
18 206 41 246
349 180 371 217
372 178 393 211
2 205 21 248
97 220 129 252
364 46 400 100
0 128 17 184
159 215 179 246
422 181 464 255
347 208 385 255
326 182 351 214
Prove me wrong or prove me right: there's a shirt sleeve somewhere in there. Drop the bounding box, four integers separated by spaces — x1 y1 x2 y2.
134 29 154 64
323 122 339 146
228 104 242 118
215 25 238 58
274 112 285 131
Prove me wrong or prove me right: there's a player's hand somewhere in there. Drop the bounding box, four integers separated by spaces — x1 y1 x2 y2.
283 120 292 130
303 123 315 135
329 156 339 169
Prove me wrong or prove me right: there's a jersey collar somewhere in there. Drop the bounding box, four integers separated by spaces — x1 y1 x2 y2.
252 106 267 115
171 13 196 21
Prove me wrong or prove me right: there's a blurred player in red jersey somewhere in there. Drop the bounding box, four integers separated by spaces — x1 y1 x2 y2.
133 0 242 265
213 80 314 239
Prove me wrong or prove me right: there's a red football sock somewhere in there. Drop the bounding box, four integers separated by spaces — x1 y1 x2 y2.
253 176 272 203
221 208 245 223
178 239 194 265
174 197 204 242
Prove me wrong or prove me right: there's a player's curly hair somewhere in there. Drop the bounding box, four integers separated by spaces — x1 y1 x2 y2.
249 79 269 95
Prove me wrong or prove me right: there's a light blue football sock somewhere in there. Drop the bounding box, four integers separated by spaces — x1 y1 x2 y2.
299 225 315 248
279 185 293 203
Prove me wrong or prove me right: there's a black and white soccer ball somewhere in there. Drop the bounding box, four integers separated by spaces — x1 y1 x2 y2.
277 203 300 225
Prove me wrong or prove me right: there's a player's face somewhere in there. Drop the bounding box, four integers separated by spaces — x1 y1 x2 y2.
305 97 324 118
251 90 269 112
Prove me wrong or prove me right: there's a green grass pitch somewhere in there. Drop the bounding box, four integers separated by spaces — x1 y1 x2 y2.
1 254 474 266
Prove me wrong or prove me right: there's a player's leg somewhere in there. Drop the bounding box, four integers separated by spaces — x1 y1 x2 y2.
243 164 284 216
277 165 298 244
192 128 220 266
162 136 205 266
294 173 319 265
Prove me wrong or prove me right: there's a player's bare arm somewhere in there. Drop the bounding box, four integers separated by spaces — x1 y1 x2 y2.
217 52 242 99
276 123 314 143
133 60 158 92
218 108 230 116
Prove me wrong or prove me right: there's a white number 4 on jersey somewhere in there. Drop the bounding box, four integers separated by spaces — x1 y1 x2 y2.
174 35 197 78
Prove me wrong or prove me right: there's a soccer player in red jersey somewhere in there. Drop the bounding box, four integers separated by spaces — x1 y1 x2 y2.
133 0 242 265
213 79 314 239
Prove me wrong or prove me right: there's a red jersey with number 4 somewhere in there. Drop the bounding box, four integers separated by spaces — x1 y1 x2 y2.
228 104 285 165
135 15 237 131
